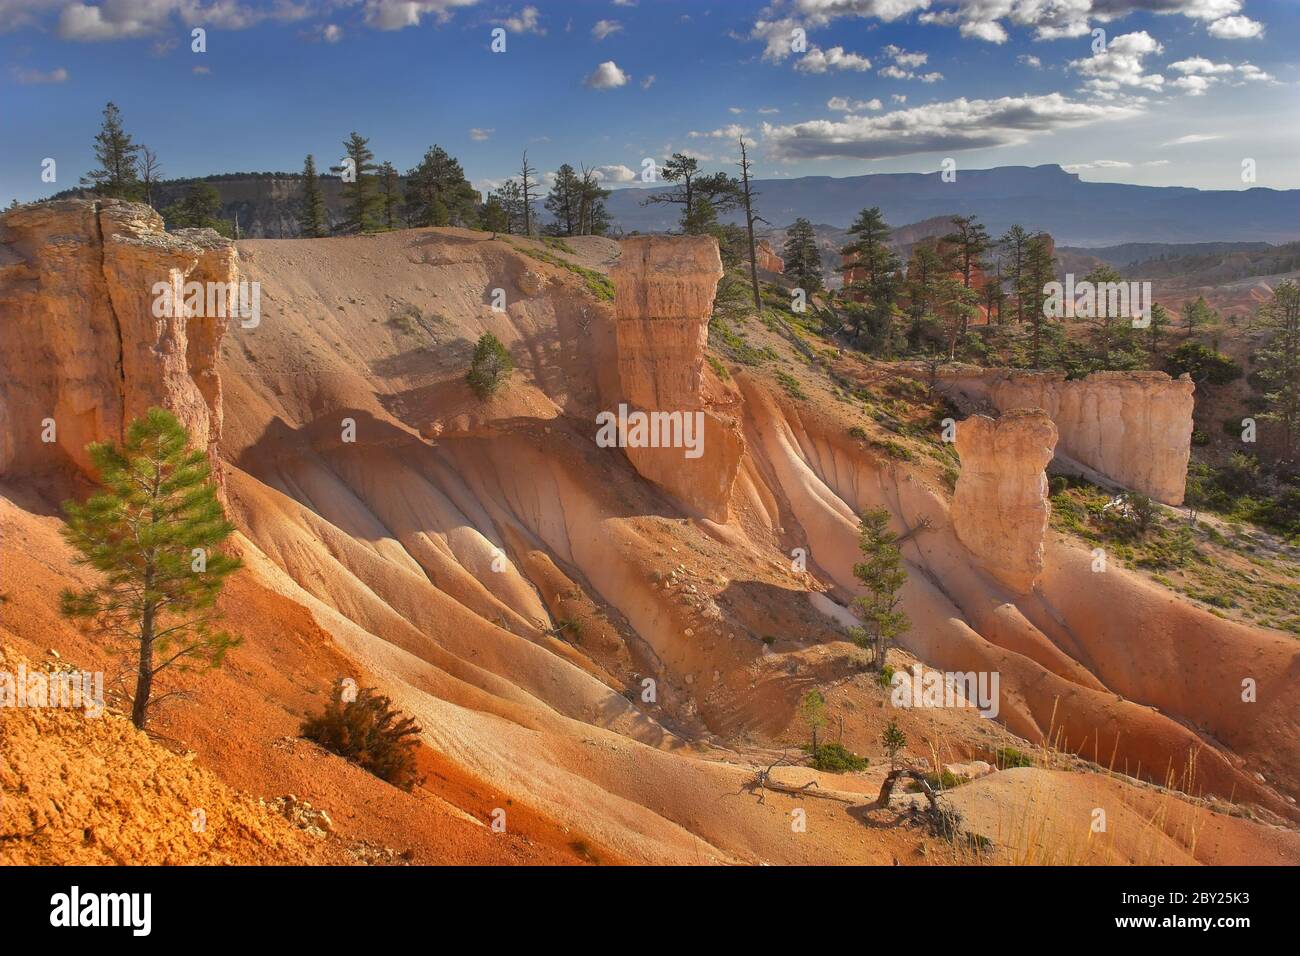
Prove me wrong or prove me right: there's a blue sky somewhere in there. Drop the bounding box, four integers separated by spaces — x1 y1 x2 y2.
2 0 1297 203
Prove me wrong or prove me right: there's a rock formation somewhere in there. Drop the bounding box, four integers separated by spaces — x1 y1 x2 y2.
953 410 1058 593
935 369 1194 505
755 239 784 274
0 199 234 480
609 236 742 521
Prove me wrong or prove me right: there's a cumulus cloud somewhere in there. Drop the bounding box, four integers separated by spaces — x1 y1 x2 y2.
592 18 621 40
882 44 927 68
1207 14 1263 39
593 164 637 183
493 5 544 35
1069 30 1164 92
469 127 493 141
585 60 629 89
762 92 1142 161
827 95 882 112
1017 54 1042 68
794 46 872 73
1167 56 1274 94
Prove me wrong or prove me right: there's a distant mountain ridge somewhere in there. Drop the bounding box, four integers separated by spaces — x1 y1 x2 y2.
605 164 1300 247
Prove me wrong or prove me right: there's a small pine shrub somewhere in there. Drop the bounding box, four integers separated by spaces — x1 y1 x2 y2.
301 686 424 791
466 332 515 398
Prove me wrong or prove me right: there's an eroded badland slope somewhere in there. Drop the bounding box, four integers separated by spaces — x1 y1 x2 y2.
1 200 1297 865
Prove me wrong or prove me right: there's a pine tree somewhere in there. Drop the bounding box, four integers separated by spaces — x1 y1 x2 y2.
881 718 907 771
1023 232 1056 368
842 207 901 345
943 215 990 337
466 332 515 398
81 101 142 200
999 225 1030 325
379 161 401 230
544 163 582 236
904 241 944 324
1147 301 1171 363
493 180 525 234
1258 280 1300 463
161 182 231 236
60 408 242 729
798 689 827 758
578 165 612 236
851 507 909 670
405 145 478 227
783 218 823 294
298 154 327 238
481 195 509 235
331 132 380 234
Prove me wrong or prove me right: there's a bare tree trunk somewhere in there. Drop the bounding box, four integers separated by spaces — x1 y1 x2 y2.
738 138 763 312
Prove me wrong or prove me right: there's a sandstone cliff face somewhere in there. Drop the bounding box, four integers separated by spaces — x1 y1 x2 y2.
0 199 233 480
953 410 1058 593
755 239 784 274
609 236 741 521
936 369 1194 506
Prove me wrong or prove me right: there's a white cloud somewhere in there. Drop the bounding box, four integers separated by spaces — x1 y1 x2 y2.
758 106 781 114
585 60 629 89
593 164 637 183
469 127 493 141
12 65 68 83
827 95 883 112
1069 31 1164 92
640 73 655 89
1171 75 1212 95
689 124 751 139
795 46 872 73
494 5 543 35
1017 54 1042 69
882 43 927 68
322 23 342 42
592 18 621 40
1207 14 1263 39
364 0 480 32
1162 133 1222 146
1063 159 1133 171
1170 56 1234 75
763 92 1142 161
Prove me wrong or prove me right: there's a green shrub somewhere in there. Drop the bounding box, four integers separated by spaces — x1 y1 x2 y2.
994 746 1033 769
805 742 869 773
466 332 514 398
302 686 424 791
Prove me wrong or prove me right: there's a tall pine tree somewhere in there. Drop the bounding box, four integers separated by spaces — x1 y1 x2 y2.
60 408 242 729
81 101 142 200
783 218 823 294
331 132 380 234
299 154 327 238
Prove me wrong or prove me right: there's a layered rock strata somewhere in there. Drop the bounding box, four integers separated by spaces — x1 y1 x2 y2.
0 200 234 480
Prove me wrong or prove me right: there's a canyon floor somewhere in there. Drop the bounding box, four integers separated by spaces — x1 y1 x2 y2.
1 203 1297 866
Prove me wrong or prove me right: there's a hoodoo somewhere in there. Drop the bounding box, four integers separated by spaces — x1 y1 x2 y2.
609 236 744 521
953 409 1058 593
